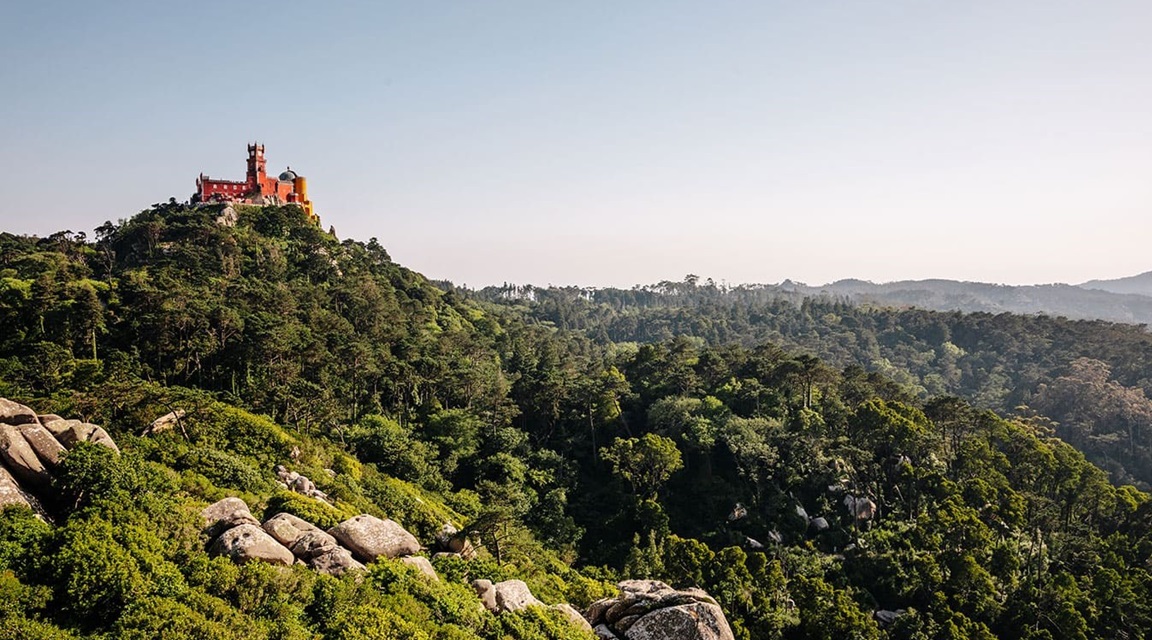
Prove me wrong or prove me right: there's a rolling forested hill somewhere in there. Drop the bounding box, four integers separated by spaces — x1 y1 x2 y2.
0 203 1150 639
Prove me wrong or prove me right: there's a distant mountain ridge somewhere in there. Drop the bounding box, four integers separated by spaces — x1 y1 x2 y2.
1079 271 1152 297
772 273 1152 326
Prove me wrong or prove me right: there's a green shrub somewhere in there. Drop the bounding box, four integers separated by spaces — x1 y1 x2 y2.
264 491 356 529
176 449 274 494
0 507 53 578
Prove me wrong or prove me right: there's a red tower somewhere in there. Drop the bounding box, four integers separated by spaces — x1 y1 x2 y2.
246 143 267 191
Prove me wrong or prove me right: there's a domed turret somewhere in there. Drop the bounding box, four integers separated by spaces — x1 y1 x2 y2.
278 169 298 182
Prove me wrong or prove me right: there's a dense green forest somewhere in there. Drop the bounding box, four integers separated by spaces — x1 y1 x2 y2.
1 203 1150 639
466 281 1152 490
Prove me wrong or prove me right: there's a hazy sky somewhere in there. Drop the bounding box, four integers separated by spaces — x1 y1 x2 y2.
2 1 1150 287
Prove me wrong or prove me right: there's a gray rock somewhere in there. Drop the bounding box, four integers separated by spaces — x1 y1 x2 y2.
400 555 439 581
215 206 238 227
201 497 261 537
42 418 77 438
145 409 184 435
436 523 477 559
262 512 322 549
436 523 458 546
0 424 52 489
209 524 294 566
0 464 30 509
493 579 543 613
623 602 735 640
57 422 120 454
329 514 420 562
0 399 37 426
38 414 63 426
290 474 316 495
874 609 906 627
553 603 594 632
619 580 677 599
18 422 66 467
844 495 877 521
586 598 614 625
594 624 620 639
590 582 735 640
291 530 340 560
606 599 636 625
473 579 497 612
307 546 365 576
616 614 643 633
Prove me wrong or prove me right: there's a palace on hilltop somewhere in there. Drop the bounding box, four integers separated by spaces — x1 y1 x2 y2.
193 144 316 222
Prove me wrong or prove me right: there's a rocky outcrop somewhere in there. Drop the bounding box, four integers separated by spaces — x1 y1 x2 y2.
205 502 430 577
144 409 185 435
202 497 262 538
262 512 324 549
0 400 126 516
209 523 295 566
844 494 877 522
435 523 477 560
585 581 735 640
308 546 364 576
0 464 30 509
18 422 67 467
273 465 331 503
205 505 424 578
0 399 38 426
0 424 52 489
39 417 74 438
257 511 365 575
329 514 421 562
203 499 591 634
473 579 544 614
400 555 439 581
56 422 120 454
554 603 595 633
496 579 544 612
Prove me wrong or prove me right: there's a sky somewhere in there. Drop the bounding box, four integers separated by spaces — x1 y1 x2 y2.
1 1 1150 288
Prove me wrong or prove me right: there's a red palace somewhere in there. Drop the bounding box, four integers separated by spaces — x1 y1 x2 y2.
193 143 316 221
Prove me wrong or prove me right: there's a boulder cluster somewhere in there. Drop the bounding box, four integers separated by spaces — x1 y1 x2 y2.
586 580 735 640
470 579 594 632
0 398 120 512
273 464 332 503
201 497 431 578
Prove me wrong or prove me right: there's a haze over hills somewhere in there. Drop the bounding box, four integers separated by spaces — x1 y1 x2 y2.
772 273 1152 327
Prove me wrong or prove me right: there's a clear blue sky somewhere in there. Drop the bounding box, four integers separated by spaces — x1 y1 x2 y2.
2 1 1149 287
